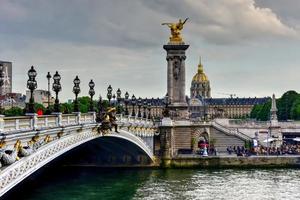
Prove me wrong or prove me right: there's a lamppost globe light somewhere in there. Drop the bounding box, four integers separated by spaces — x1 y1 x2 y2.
107 85 113 105
107 85 112 93
26 66 38 113
52 71 62 113
46 72 51 79
125 92 129 100
88 79 95 112
28 66 37 79
89 79 95 88
131 95 136 105
131 94 136 116
116 88 121 99
73 75 80 85
73 76 81 112
138 97 142 106
53 71 61 82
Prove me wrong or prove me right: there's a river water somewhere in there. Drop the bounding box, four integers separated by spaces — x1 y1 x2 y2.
3 168 300 200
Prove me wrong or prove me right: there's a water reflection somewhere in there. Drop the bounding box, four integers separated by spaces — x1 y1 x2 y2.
3 168 300 200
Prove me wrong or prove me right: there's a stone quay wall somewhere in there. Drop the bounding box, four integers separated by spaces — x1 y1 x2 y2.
161 156 300 168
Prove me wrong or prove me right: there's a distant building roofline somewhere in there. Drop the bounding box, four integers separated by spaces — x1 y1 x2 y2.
0 60 12 63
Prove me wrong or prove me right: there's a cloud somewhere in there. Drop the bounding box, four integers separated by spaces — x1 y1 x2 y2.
0 0 27 21
1 0 298 47
1 0 300 100
143 0 299 45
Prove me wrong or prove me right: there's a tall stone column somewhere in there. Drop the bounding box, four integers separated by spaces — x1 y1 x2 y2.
269 94 282 147
163 44 189 119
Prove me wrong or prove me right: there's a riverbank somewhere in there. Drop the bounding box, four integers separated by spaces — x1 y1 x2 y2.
160 155 300 168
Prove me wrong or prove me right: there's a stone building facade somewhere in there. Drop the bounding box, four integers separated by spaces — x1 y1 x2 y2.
189 59 269 119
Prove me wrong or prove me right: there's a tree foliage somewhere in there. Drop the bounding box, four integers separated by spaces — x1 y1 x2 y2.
250 90 300 121
4 107 24 116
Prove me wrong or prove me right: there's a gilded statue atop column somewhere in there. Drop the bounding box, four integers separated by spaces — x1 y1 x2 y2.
162 18 188 43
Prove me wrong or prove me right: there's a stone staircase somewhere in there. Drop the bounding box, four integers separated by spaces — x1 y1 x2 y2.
211 121 251 152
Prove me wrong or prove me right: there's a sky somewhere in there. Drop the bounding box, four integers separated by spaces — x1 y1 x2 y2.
0 0 300 101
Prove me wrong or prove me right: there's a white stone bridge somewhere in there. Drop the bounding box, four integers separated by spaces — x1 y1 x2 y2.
0 112 158 197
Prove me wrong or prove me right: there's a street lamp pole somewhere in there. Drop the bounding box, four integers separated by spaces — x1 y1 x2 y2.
131 95 136 117
73 76 80 112
52 71 61 113
124 92 129 116
107 85 112 106
27 66 37 114
116 88 121 114
137 97 142 118
46 72 52 110
88 79 95 112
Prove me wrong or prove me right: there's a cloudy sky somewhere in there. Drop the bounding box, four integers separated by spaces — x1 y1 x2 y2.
1 0 299 100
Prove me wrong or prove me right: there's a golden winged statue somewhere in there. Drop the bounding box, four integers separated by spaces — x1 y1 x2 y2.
162 18 188 43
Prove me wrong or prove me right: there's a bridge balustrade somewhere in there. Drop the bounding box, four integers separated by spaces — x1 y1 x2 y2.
0 113 97 134
2 116 32 132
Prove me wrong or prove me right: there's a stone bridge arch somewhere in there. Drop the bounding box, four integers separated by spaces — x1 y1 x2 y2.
0 129 154 197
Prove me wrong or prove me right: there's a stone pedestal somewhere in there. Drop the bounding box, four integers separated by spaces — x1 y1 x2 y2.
26 113 38 130
52 112 62 127
160 117 174 159
269 126 282 148
163 44 189 119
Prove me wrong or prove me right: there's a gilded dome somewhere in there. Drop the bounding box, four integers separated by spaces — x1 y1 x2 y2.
192 62 208 82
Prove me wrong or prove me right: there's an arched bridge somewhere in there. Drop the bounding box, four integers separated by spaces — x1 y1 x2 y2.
0 112 158 197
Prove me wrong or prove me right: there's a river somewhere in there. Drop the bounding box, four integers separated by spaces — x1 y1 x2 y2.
3 168 300 200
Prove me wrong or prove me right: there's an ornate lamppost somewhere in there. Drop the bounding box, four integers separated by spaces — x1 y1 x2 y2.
107 85 112 106
46 72 52 110
137 97 142 118
124 91 129 116
131 94 136 117
147 99 152 119
143 98 147 119
0 64 4 114
52 71 61 113
88 79 95 112
27 66 37 113
116 88 121 114
73 76 80 112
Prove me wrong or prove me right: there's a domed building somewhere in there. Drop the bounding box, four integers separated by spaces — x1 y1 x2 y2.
190 58 211 98
188 57 270 119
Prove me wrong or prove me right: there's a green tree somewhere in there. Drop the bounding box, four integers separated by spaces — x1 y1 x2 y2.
250 90 300 121
277 90 299 120
257 100 271 121
61 103 73 114
4 107 24 116
250 104 262 119
291 98 300 120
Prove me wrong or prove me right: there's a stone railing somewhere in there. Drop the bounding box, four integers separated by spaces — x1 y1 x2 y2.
116 114 157 137
0 112 97 134
212 121 252 141
220 118 300 129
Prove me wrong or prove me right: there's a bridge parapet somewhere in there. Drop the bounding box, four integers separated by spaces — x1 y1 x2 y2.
224 118 300 129
0 112 96 134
